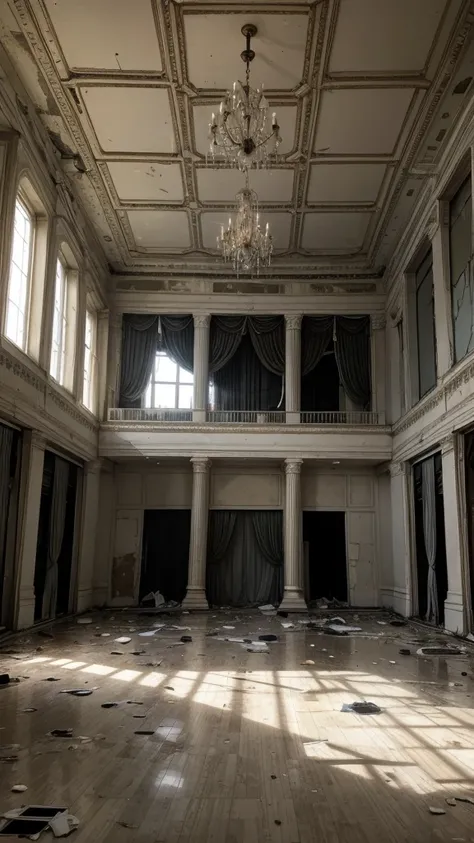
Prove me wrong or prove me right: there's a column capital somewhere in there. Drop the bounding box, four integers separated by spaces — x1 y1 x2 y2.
285 314 303 331
191 456 211 473
389 461 406 478
194 314 211 329
29 430 46 450
441 434 455 456
371 313 386 331
284 458 303 475
85 458 103 475
97 309 110 321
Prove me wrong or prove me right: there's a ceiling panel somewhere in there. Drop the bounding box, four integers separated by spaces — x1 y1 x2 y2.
107 162 184 202
192 104 298 158
183 12 309 90
81 87 176 154
307 163 386 204
329 0 447 74
313 88 415 155
196 168 294 204
126 210 191 250
201 211 292 252
43 0 162 72
301 212 371 251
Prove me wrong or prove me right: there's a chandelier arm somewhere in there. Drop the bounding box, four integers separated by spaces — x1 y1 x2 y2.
253 131 279 150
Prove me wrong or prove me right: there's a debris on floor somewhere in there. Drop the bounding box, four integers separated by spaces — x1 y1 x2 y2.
428 807 446 815
11 785 28 793
341 702 382 715
114 637 132 644
140 590 165 608
258 604 277 615
48 729 73 738
417 646 464 657
59 689 93 697
76 617 92 625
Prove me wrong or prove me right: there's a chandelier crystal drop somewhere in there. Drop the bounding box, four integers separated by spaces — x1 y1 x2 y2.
208 24 282 171
217 172 273 275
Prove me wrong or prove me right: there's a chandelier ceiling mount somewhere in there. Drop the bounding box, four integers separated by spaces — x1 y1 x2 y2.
208 23 282 170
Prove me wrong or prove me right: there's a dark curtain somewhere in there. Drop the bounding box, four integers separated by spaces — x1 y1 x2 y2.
159 315 194 373
213 333 282 411
206 510 283 607
334 316 371 409
119 315 158 406
302 316 333 376
140 509 191 603
209 316 247 373
248 316 285 376
301 347 340 412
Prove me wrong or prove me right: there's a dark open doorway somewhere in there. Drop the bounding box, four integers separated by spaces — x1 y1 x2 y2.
464 431 474 629
140 509 191 604
303 511 347 603
413 453 448 625
0 424 21 629
34 452 78 621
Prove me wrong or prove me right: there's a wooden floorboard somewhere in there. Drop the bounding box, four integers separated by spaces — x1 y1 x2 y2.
1 611 474 842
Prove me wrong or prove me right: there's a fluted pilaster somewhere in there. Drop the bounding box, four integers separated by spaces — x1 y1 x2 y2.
193 314 210 422
285 314 302 424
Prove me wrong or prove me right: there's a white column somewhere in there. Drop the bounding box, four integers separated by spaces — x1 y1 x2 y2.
431 205 453 378
388 461 413 617
280 458 306 610
193 314 210 423
92 459 115 607
285 314 302 424
370 314 386 424
441 435 466 634
14 431 46 629
106 311 123 410
182 457 210 609
76 459 102 613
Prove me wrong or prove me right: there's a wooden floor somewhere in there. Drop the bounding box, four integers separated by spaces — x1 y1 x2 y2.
1 611 474 842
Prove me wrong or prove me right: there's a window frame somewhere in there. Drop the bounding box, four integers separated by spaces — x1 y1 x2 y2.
415 248 437 400
5 193 36 352
82 308 98 414
144 350 194 410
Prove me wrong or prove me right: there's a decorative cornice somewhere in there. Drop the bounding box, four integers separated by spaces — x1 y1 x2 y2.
445 359 474 398
30 430 46 450
47 388 98 433
0 349 45 393
394 390 445 435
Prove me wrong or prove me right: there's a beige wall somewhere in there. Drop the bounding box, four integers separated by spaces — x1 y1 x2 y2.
104 461 380 608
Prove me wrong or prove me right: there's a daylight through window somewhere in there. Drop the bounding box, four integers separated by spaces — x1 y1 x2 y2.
145 351 193 408
5 197 34 350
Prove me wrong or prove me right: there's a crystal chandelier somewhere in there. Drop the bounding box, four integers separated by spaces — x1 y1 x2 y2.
208 24 282 170
217 172 273 275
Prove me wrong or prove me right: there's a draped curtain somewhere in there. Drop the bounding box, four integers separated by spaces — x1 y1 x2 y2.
206 510 283 607
422 457 438 624
210 316 285 411
0 426 13 595
119 314 194 406
42 456 69 620
301 316 371 409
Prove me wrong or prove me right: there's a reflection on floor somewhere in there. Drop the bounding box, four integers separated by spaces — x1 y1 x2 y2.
1 611 474 842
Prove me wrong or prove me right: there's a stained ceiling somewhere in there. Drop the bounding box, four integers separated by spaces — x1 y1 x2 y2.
1 0 474 281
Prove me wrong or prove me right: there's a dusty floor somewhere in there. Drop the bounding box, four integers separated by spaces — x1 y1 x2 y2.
1 609 474 842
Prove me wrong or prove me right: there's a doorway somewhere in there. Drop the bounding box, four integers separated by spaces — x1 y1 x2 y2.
0 423 21 629
34 451 78 621
464 431 474 628
140 509 191 604
303 511 347 603
413 453 448 625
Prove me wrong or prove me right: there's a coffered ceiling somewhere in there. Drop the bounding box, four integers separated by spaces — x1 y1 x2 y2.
1 0 474 282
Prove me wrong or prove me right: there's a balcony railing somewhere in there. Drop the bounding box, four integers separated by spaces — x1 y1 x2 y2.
108 408 193 422
107 408 382 425
300 411 380 425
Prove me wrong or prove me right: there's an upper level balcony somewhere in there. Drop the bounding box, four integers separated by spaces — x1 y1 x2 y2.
100 407 391 462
